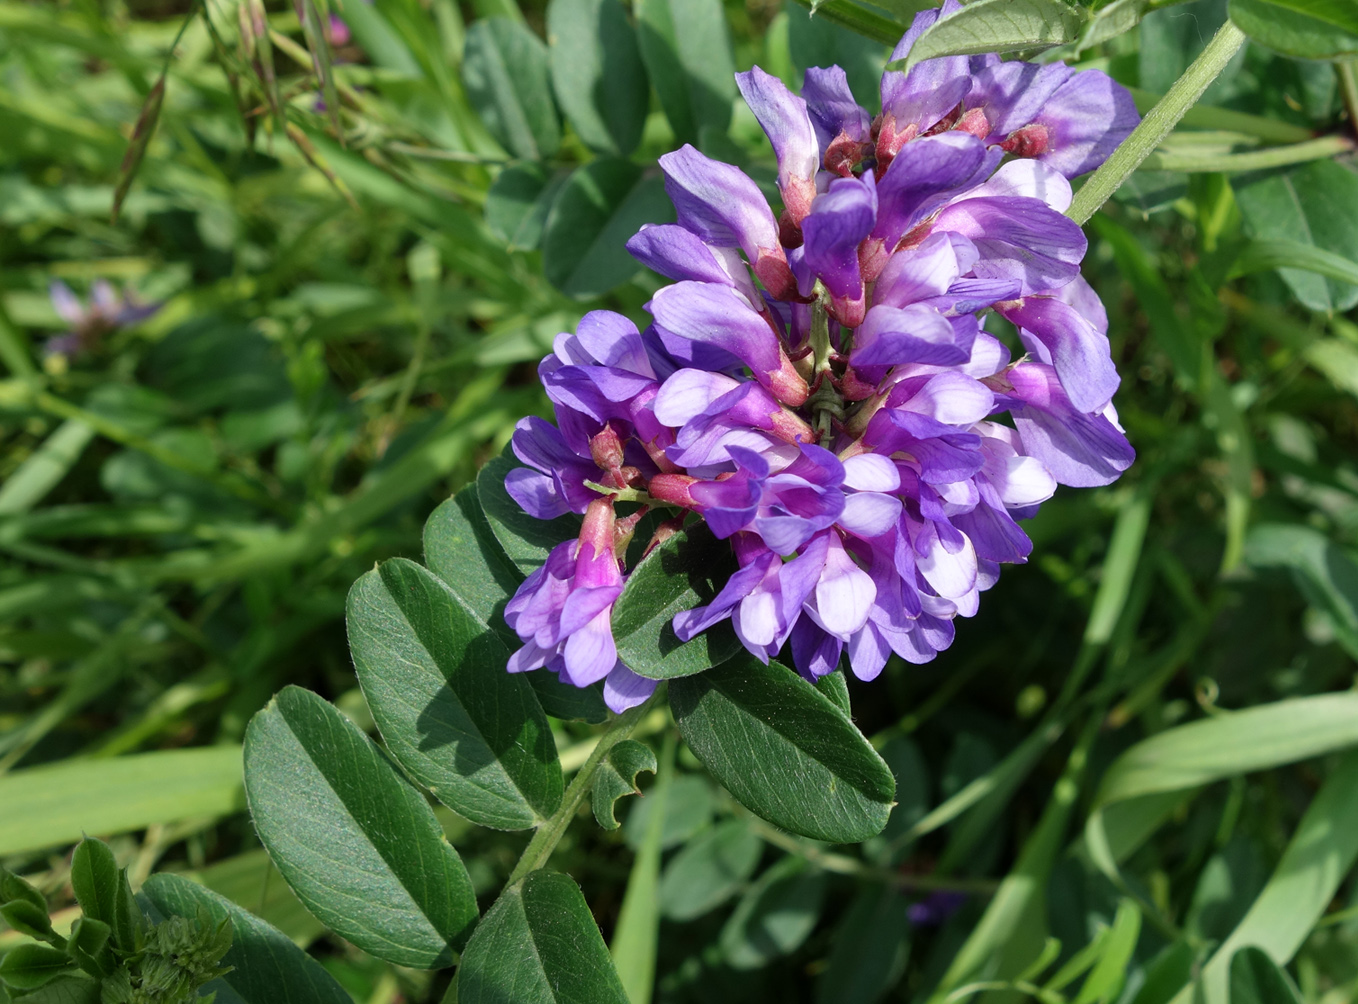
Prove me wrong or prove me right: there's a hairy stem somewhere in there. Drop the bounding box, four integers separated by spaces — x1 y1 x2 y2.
507 696 658 886
1067 20 1247 225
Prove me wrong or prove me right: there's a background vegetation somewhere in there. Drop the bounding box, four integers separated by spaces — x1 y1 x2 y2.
3 0 1358 1000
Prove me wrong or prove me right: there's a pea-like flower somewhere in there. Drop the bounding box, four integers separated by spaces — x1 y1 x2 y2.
499 3 1138 707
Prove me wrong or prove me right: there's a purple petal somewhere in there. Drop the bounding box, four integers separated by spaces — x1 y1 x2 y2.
560 585 623 636
654 369 743 427
659 145 781 261
808 534 877 638
839 492 903 538
890 372 995 426
872 134 988 250
962 159 1072 213
847 623 892 681
562 609 619 687
737 66 819 219
627 225 759 304
575 311 654 376
649 281 786 387
1033 70 1140 178
790 618 843 679
1055 274 1108 334
931 196 1086 295
880 0 972 134
998 296 1119 413
673 551 775 640
505 468 572 519
852 304 970 375
603 666 658 712
798 173 877 301
1007 362 1135 487
874 231 977 308
969 60 1071 139
802 66 871 153
49 281 84 326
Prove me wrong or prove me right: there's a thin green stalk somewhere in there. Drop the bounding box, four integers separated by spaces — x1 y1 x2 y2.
1140 135 1354 173
746 817 1000 896
507 696 659 886
1339 59 1358 140
1128 88 1313 143
1068 20 1247 225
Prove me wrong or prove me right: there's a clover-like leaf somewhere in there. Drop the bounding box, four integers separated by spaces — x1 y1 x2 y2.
592 739 658 829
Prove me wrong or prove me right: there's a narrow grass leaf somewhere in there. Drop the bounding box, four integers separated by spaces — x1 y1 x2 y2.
111 74 164 224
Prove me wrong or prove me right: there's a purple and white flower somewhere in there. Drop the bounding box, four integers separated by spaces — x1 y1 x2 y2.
496 5 1138 707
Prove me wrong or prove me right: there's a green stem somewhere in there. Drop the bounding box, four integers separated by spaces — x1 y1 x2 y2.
745 817 1000 895
1128 88 1313 144
1339 59 1358 141
1140 134 1354 173
1067 20 1247 225
507 697 658 886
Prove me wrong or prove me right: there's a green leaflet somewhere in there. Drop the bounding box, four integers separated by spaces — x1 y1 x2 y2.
457 871 630 1004
1229 0 1358 58
610 522 742 680
658 819 763 922
140 874 352 1004
423 483 609 724
541 157 676 297
815 885 911 1004
719 855 826 970
635 0 735 146
671 657 895 843
243 686 478 968
888 0 1083 71
461 17 561 160
545 0 648 156
347 557 563 830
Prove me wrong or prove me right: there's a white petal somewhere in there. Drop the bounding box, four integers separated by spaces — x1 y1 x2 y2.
653 369 741 426
839 492 903 538
917 530 977 599
842 453 901 492
812 537 877 637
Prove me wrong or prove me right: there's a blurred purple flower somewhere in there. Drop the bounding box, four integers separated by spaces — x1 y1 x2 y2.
46 280 160 357
908 890 968 927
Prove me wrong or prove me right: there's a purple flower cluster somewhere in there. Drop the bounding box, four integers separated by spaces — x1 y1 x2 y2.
500 3 1138 712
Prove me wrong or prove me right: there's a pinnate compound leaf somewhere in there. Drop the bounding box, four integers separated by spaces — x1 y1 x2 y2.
348 558 563 830
1233 161 1358 314
70 839 139 953
462 18 561 160
659 819 763 921
720 856 826 970
635 0 736 146
592 739 658 830
476 453 581 578
891 0 1084 71
670 657 895 842
542 158 676 297
243 686 477 968
1228 0 1358 58
457 871 630 1004
546 0 649 156
424 481 608 723
1228 947 1304 1004
611 522 742 680
141 873 352 1004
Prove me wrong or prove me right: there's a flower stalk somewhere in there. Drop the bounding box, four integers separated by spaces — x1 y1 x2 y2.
507 695 659 886
1067 19 1247 225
